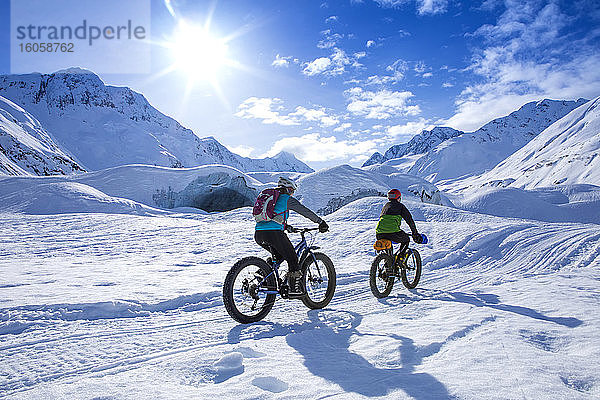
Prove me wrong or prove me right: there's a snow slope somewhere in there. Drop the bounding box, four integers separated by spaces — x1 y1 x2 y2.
467 96 600 189
295 164 449 213
410 98 588 182
0 162 452 216
0 181 168 216
0 96 84 176
0 197 598 399
456 185 600 225
0 69 312 173
0 164 266 213
365 98 588 182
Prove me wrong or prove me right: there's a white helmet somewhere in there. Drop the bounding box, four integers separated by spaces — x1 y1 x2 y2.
278 176 297 191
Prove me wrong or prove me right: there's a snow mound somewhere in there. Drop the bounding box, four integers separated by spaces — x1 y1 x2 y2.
213 353 244 374
458 186 600 224
245 171 306 184
327 195 489 225
211 352 245 383
0 181 164 215
0 164 266 214
296 164 449 214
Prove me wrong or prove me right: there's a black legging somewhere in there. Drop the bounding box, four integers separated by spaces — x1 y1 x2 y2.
376 231 409 254
255 230 299 272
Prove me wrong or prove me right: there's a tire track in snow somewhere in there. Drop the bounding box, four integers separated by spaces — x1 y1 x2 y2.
0 271 375 396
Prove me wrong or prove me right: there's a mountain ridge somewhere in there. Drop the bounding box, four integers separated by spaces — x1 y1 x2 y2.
364 98 589 182
0 69 313 174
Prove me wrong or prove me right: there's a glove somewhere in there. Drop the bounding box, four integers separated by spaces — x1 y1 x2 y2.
318 220 329 233
412 232 422 244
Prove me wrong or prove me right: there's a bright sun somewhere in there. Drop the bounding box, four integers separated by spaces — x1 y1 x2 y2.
169 22 229 81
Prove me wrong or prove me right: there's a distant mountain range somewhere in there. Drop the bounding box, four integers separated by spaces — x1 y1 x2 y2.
471 96 600 189
363 127 464 167
0 68 312 176
364 98 589 182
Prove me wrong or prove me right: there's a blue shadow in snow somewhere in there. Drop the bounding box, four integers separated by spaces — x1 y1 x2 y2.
228 310 456 399
383 289 582 328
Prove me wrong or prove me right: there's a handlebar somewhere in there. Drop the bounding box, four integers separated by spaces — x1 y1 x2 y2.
285 225 320 234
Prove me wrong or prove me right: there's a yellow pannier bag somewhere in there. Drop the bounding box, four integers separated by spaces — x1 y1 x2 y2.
373 239 392 251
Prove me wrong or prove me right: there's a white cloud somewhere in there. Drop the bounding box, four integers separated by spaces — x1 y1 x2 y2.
303 57 332 76
360 58 407 86
371 0 448 15
265 133 378 162
235 98 340 127
318 29 344 49
386 118 430 139
333 122 352 132
227 145 254 157
325 15 338 23
442 82 454 88
303 48 361 77
235 97 299 126
289 106 340 126
414 61 426 74
422 72 433 78
366 40 375 48
272 54 291 68
444 0 600 131
416 0 448 15
345 87 421 119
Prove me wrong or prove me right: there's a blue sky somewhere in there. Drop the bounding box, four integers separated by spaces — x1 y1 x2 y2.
1 0 599 169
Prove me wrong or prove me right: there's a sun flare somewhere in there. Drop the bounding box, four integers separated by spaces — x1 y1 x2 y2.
169 22 229 82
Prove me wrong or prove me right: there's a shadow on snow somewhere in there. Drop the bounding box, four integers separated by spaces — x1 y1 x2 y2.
380 289 583 328
228 310 456 399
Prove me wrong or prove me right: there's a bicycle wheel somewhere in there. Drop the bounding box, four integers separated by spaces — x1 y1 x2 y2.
301 252 336 309
223 257 277 324
401 248 422 289
370 253 395 298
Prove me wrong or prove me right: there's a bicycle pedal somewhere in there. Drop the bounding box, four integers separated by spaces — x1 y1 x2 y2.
280 285 289 299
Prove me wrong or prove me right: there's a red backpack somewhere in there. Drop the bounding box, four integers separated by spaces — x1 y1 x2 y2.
253 188 283 222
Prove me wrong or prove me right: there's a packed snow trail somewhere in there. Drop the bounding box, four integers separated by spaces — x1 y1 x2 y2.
1 198 599 399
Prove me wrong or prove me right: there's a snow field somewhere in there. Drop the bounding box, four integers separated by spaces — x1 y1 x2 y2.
0 198 599 399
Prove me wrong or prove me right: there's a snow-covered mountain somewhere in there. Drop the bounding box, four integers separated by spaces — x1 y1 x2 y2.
295 164 450 213
365 98 588 182
468 96 600 190
363 127 464 167
0 68 312 173
409 98 588 182
0 96 84 176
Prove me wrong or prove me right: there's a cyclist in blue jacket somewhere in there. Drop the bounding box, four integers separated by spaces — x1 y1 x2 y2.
255 177 329 298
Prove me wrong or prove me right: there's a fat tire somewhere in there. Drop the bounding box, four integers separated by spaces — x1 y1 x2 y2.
370 253 395 298
223 256 276 324
401 249 422 289
301 252 336 309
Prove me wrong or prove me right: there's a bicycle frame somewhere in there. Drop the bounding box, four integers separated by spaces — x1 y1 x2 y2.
259 229 320 295
378 242 412 267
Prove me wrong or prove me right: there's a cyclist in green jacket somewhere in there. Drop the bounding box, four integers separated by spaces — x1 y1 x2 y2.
376 189 422 255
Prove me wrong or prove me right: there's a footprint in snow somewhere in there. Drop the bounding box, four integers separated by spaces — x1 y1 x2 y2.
519 329 568 353
213 352 244 383
560 375 596 393
234 346 267 358
252 377 289 393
